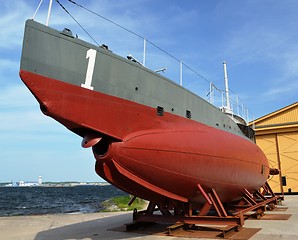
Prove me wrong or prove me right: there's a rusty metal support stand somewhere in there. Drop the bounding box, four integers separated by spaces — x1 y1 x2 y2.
128 181 283 236
197 184 212 216
209 188 228 217
131 186 244 228
233 182 282 219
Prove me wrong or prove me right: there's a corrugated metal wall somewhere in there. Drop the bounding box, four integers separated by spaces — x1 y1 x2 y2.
257 108 298 126
256 132 298 193
253 102 298 193
277 132 298 193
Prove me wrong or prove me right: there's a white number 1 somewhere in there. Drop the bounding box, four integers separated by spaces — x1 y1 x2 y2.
81 49 97 90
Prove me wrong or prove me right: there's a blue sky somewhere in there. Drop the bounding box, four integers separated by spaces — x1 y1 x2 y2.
0 0 297 182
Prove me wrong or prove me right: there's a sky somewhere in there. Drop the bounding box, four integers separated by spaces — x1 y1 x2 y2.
0 0 297 183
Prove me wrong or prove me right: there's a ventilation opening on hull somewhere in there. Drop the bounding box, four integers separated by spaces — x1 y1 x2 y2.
186 110 191 119
93 137 110 157
157 106 164 116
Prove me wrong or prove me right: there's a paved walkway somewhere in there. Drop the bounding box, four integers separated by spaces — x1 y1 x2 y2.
0 195 297 240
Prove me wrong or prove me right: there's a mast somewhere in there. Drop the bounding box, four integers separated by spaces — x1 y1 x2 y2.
223 61 232 113
46 0 53 26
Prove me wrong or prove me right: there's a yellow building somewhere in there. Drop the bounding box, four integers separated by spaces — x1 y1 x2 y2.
250 102 298 194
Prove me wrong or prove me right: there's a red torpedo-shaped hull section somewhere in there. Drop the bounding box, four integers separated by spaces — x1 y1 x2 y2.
95 128 269 204
20 70 270 205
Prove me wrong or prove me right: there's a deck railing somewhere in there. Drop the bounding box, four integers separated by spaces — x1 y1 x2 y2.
140 38 254 124
34 0 255 125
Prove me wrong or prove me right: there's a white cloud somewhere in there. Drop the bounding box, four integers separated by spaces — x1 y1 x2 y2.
0 85 37 110
0 1 35 49
0 85 72 140
258 44 298 99
0 59 18 71
0 84 100 182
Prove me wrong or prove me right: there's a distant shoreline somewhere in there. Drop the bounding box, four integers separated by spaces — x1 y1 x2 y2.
0 184 127 216
0 182 110 187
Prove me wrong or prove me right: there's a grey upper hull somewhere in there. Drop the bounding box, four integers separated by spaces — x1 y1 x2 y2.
20 19 246 139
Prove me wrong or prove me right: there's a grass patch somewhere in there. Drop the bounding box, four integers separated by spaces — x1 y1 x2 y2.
101 195 147 212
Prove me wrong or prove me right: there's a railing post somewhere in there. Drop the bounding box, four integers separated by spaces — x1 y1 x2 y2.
236 95 239 116
143 38 146 66
180 61 183 86
221 92 224 109
209 82 214 104
209 82 212 104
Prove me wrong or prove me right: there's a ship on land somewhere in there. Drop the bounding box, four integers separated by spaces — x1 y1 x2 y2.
20 4 281 227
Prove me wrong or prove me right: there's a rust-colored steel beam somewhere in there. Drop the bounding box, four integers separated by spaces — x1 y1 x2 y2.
197 184 212 216
132 182 282 230
211 188 228 217
133 212 243 226
233 195 279 216
243 189 257 205
254 190 267 201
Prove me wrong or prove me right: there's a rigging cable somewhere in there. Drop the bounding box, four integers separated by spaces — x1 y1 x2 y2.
66 0 182 63
65 0 211 84
55 0 100 46
56 0 251 119
32 0 44 20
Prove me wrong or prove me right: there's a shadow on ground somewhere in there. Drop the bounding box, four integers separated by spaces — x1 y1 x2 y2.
34 212 142 240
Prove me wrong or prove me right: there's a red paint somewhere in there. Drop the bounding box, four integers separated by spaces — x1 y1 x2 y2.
81 134 102 148
20 70 270 205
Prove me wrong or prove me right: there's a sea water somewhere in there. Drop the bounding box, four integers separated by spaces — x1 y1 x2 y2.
0 185 126 216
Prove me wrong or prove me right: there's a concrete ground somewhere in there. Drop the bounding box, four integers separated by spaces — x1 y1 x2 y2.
0 195 297 240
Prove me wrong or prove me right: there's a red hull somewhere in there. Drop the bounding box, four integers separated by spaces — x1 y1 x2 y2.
20 70 269 205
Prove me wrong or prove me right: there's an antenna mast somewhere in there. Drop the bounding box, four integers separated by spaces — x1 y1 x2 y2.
223 61 232 113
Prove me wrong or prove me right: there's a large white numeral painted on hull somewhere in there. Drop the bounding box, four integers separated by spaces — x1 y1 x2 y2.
81 49 97 90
